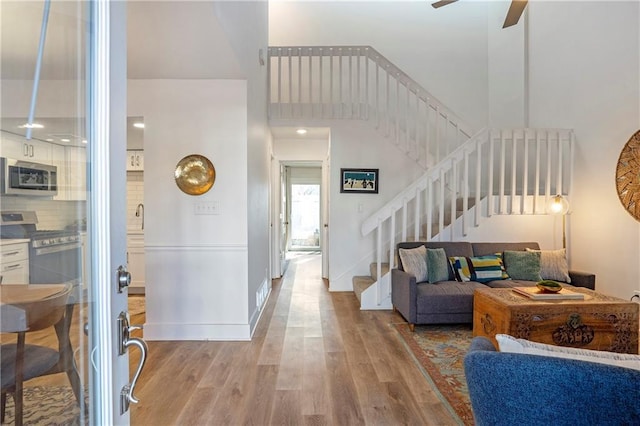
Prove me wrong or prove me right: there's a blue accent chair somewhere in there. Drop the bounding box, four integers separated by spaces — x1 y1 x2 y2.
464 336 640 426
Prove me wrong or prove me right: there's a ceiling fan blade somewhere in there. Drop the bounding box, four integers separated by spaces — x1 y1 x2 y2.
432 0 459 9
503 0 528 28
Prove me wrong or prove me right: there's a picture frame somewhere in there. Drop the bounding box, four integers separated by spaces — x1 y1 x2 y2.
340 168 379 194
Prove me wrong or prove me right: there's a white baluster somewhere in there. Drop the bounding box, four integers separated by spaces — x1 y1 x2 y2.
534 130 541 213
545 130 552 202
511 129 517 214
488 131 494 217
556 130 563 195
329 48 334 118
414 189 421 240
297 49 302 118
522 130 529 214
499 130 506 214
475 138 482 227
401 199 408 242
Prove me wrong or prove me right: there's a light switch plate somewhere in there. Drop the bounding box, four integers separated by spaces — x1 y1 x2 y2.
194 201 219 215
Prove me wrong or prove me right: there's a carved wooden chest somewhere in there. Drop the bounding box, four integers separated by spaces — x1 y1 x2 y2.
473 287 639 354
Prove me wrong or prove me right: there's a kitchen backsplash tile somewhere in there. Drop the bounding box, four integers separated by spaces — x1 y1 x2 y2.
0 197 85 230
1 171 143 231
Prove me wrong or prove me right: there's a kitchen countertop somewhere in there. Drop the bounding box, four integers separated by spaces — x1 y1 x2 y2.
0 238 30 246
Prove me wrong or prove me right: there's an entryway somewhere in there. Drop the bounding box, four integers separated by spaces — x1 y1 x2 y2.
270 126 330 281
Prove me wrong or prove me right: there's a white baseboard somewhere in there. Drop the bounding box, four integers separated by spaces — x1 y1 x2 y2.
143 322 251 341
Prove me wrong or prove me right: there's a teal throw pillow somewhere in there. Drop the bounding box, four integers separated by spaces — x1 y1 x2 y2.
503 250 542 281
427 248 450 283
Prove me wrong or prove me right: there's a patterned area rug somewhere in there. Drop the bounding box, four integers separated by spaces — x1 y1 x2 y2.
2 386 86 425
394 323 475 425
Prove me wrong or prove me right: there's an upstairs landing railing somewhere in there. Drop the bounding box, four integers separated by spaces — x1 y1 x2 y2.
268 46 474 168
360 128 575 307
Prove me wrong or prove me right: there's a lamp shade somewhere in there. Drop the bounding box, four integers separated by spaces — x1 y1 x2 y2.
548 194 570 215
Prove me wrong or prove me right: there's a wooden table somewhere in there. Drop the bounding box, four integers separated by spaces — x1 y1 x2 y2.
473 287 639 354
0 284 70 332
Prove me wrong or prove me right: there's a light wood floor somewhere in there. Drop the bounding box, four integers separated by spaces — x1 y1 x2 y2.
131 253 456 425
4 253 458 425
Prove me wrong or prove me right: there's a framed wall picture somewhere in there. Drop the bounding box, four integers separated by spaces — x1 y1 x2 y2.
340 168 379 194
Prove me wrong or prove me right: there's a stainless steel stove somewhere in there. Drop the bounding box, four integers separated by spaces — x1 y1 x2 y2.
1 210 81 286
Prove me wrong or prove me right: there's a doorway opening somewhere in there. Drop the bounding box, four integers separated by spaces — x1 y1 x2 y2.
289 183 320 251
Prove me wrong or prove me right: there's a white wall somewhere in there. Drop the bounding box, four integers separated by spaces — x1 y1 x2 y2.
326 120 425 291
269 1 490 131
528 1 640 298
129 79 251 340
212 1 271 334
271 1 640 300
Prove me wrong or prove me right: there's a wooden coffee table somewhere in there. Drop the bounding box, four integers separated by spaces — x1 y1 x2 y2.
473 287 639 354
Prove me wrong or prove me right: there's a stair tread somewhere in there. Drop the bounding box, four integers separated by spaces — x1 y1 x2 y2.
353 275 375 303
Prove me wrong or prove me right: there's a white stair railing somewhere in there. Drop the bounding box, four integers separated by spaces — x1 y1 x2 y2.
360 127 575 307
268 46 474 168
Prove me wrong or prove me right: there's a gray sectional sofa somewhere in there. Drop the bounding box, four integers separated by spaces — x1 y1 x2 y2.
391 241 596 330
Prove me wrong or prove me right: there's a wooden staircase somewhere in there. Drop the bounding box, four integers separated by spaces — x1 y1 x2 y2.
353 198 472 306
267 46 575 310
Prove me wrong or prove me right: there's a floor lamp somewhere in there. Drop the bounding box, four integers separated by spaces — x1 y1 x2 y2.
548 194 570 249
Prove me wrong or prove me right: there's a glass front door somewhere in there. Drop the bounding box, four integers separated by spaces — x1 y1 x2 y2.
0 1 137 424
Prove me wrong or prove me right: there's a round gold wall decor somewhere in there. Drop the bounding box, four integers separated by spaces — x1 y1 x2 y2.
174 154 216 196
615 130 640 221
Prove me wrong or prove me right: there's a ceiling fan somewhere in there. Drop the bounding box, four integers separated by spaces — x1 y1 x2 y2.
432 0 528 29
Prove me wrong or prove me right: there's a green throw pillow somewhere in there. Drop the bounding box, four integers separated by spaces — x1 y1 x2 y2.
427 248 450 283
503 250 542 281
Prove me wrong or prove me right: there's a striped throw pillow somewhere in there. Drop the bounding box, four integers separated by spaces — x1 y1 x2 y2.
449 254 510 283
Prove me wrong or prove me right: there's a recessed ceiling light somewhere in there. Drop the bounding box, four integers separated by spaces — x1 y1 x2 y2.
19 123 44 129
45 138 54 142
133 122 145 129
296 128 307 135
60 138 71 142
82 139 87 144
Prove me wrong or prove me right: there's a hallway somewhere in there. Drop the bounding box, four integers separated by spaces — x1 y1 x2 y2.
132 253 456 425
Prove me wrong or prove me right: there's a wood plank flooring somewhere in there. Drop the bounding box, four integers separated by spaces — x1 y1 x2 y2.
3 253 458 425
132 253 457 425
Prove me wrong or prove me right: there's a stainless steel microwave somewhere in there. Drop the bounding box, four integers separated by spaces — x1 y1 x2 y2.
1 157 58 196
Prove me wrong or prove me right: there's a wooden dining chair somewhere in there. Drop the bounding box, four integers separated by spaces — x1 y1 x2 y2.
0 285 84 426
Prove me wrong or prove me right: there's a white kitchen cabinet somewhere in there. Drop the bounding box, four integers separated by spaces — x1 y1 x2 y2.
126 150 144 171
127 233 145 294
1 241 29 285
0 132 51 164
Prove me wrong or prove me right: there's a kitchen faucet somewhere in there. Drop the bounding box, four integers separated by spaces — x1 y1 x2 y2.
135 203 144 230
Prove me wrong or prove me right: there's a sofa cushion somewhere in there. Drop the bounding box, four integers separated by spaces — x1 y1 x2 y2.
495 334 640 371
416 281 487 314
449 254 509 283
427 248 450 283
503 250 542 281
398 245 428 282
526 248 571 283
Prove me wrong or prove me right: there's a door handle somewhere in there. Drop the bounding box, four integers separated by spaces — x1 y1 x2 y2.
117 311 148 414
